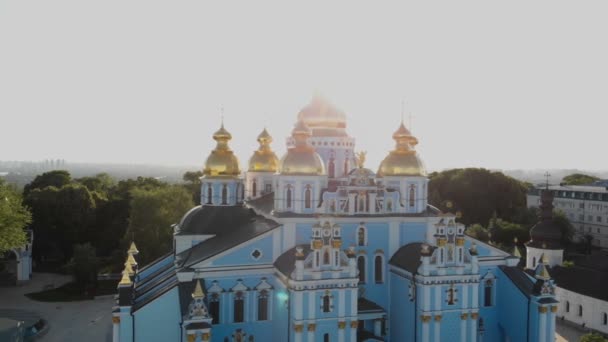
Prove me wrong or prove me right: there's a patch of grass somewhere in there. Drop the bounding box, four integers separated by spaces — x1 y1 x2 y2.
25 280 117 302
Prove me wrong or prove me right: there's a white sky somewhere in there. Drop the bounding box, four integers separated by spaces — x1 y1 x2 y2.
1 1 607 171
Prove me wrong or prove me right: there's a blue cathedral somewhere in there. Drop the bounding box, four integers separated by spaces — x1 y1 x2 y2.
113 95 559 342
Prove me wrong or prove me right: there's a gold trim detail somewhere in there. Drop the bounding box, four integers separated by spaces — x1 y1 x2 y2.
313 240 323 249
539 306 548 314
421 315 431 323
187 334 196 342
202 332 210 341
456 237 465 246
332 240 342 248
294 324 303 333
460 313 468 320
350 321 359 328
112 316 120 324
551 306 558 313
338 321 346 329
308 323 316 332
470 312 479 319
434 315 442 322
437 239 447 247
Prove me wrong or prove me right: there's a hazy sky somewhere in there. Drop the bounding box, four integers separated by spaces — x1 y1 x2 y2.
1 1 607 171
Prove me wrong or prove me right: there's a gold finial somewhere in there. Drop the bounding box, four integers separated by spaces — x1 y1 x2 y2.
356 151 367 168
119 269 132 286
535 263 551 280
512 245 521 258
128 242 139 255
514 237 518 244
192 280 205 299
124 260 134 276
127 253 137 267
541 253 549 264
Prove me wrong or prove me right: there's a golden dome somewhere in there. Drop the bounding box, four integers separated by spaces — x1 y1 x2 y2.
297 93 347 129
248 128 279 172
203 124 241 178
279 120 325 175
377 122 426 177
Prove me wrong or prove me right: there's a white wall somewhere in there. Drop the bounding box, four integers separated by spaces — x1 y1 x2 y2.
556 286 608 335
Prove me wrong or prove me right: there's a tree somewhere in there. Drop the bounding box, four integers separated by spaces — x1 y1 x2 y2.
183 171 203 204
124 185 193 264
562 173 600 186
23 170 71 197
428 168 528 226
488 218 530 247
465 224 490 242
0 179 31 253
67 243 99 293
580 333 608 342
553 210 575 247
76 173 115 193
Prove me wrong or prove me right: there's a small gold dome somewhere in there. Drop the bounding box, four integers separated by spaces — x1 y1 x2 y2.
377 122 426 177
280 120 325 175
297 93 347 130
203 124 241 178
248 128 279 172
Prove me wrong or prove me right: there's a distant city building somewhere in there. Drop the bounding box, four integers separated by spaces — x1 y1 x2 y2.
527 185 608 248
113 96 558 342
525 187 608 336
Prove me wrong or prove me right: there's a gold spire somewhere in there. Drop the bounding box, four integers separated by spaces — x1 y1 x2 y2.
127 253 137 267
119 269 132 286
203 122 241 178
377 121 426 177
128 242 139 255
535 263 551 280
192 280 205 299
279 120 325 175
356 151 367 168
248 128 279 172
512 245 521 258
541 253 549 264
124 260 135 276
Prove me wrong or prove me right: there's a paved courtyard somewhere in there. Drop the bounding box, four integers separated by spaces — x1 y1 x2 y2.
0 273 113 342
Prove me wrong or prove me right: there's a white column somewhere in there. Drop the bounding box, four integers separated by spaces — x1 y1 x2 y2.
369 193 377 214
434 317 440 342
307 327 315 342
460 314 467 342
547 309 556 342
308 293 316 320
112 318 120 342
374 319 382 336
294 292 303 320
472 284 479 308
469 315 477 342
422 318 430 342
294 330 302 342
338 326 345 342
350 324 357 342
538 307 547 342
348 193 356 215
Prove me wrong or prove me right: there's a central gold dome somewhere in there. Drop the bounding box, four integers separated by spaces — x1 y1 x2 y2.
203 124 241 178
279 120 325 175
377 122 426 177
297 93 347 129
248 128 279 172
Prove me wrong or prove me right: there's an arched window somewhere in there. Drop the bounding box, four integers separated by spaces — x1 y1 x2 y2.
252 179 257 197
209 293 220 324
579 305 583 317
324 333 330 342
329 200 336 212
335 251 339 267
305 186 312 209
221 184 228 204
357 227 366 246
257 290 268 321
344 159 349 176
440 249 444 263
386 198 392 212
323 295 331 312
447 284 456 305
206 184 213 204
484 279 493 307
286 187 292 209
532 257 536 268
323 250 330 265
603 312 607 325
358 196 365 212
234 292 244 323
409 185 415 208
329 158 335 178
566 301 570 312
358 256 366 283
374 255 383 283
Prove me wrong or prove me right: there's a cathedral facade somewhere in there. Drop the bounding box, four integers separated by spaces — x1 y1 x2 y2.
113 95 558 342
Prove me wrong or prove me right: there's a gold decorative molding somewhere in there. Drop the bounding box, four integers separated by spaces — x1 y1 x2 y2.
539 306 548 314
308 323 316 332
470 312 479 319
338 321 346 329
202 332 210 341
332 240 342 248
437 239 447 247
456 237 465 246
421 315 432 323
551 306 558 313
460 313 468 320
434 315 442 322
374 249 384 255
294 324 304 333
357 250 367 255
313 240 323 249
112 316 120 324
187 334 196 342
350 321 358 328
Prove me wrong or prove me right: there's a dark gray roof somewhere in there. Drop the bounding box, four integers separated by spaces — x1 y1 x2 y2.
358 298 385 313
551 265 608 301
499 265 534 298
274 245 311 277
247 192 275 215
132 270 179 312
185 322 211 330
389 243 431 274
176 208 279 268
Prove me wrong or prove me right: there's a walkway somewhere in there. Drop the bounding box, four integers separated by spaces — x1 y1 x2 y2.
0 273 113 342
